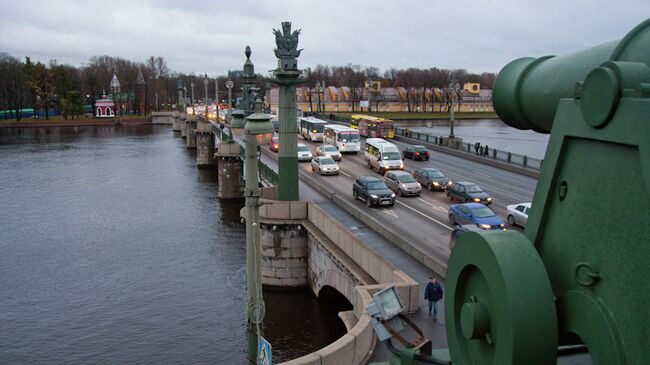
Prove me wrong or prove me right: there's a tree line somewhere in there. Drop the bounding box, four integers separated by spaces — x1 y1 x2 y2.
0 52 495 120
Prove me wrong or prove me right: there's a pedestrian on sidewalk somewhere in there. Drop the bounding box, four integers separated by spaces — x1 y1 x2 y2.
484 145 489 157
474 142 481 155
424 275 444 320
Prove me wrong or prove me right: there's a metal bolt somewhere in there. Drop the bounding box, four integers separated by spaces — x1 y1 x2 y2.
460 296 491 341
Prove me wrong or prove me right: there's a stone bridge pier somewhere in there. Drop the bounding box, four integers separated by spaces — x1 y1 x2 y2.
216 142 243 199
186 116 197 149
180 114 188 138
196 119 216 168
172 112 182 131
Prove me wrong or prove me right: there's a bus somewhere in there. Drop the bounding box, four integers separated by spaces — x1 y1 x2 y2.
299 116 327 142
323 124 361 153
350 114 395 139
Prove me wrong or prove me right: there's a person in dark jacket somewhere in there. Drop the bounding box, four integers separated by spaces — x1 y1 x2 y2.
424 276 444 320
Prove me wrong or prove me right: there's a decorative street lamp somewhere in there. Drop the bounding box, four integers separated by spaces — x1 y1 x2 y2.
244 99 274 364
204 74 209 119
449 79 460 139
183 85 187 113
215 76 220 121
190 80 195 114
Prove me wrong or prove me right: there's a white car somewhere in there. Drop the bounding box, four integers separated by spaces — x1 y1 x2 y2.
506 202 531 227
311 156 339 175
297 143 313 162
316 144 342 161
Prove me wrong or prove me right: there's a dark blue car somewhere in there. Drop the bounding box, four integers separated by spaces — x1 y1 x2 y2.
448 203 505 229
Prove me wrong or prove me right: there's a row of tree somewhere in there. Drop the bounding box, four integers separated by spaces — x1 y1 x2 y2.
0 52 495 120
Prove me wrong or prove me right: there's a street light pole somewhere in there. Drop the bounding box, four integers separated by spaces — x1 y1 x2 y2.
204 74 209 119
238 99 274 364
215 77 220 121
449 79 460 139
191 81 195 114
226 78 234 143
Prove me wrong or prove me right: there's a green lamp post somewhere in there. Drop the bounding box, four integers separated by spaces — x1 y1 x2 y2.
242 99 274 364
449 79 460 139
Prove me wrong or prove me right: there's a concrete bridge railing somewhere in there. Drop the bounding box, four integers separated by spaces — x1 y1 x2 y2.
259 198 419 365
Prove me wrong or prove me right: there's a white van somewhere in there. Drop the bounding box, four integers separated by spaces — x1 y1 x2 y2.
364 138 404 174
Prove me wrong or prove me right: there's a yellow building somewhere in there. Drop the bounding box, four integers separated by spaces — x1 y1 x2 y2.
269 83 494 114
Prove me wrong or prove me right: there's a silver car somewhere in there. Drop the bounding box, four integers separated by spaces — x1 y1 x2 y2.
506 202 531 227
311 156 340 175
316 144 342 161
384 170 422 196
297 143 313 162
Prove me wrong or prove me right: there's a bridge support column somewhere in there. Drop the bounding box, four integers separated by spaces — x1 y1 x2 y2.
260 223 308 288
186 117 197 149
216 143 243 199
180 115 188 138
172 112 182 132
258 200 308 288
196 120 216 168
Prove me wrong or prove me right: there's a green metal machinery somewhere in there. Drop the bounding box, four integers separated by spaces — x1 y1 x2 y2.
446 19 650 364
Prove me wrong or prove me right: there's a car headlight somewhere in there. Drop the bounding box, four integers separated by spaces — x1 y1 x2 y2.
433 181 440 186
390 193 396 198
487 197 492 201
473 198 481 202
479 224 492 229
499 223 504 227
448 181 453 185
370 194 379 199
400 163 404 169
400 184 407 189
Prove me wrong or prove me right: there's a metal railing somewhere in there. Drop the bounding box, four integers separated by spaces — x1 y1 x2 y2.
394 127 543 170
258 160 279 186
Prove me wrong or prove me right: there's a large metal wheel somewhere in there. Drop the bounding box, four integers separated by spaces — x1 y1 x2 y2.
445 230 557 365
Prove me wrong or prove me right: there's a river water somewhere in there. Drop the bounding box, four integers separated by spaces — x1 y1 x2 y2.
399 119 550 160
0 125 347 364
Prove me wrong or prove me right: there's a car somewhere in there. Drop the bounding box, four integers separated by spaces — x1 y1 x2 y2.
311 156 339 175
447 182 492 205
449 224 486 251
506 202 531 227
316 144 342 161
384 170 422 196
269 134 279 152
402 145 430 161
448 203 505 229
297 143 313 162
413 168 452 191
352 176 395 208
271 118 280 132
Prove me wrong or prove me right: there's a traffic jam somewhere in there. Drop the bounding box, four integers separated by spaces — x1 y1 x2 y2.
267 114 533 246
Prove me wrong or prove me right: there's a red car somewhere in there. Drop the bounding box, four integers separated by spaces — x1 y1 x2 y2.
269 135 279 152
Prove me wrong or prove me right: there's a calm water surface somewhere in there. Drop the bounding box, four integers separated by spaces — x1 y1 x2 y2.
0 125 347 364
401 119 550 159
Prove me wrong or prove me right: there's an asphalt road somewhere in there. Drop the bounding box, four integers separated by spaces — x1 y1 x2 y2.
259 132 539 270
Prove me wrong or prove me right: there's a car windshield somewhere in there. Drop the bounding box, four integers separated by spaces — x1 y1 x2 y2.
367 181 387 190
340 131 360 142
397 174 416 183
414 146 427 152
297 145 309 152
471 207 495 218
312 124 324 132
465 184 483 193
382 152 401 160
323 146 338 152
426 170 444 178
320 157 335 165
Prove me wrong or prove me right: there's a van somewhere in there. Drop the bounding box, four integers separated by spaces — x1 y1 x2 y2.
364 138 404 174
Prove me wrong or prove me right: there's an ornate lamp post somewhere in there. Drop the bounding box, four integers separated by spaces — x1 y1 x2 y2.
190 80 195 114
215 76 220 120
203 74 209 119
271 21 304 201
449 79 460 139
183 85 187 113
230 99 274 364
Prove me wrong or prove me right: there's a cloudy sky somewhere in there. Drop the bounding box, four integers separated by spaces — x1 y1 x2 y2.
1 0 648 76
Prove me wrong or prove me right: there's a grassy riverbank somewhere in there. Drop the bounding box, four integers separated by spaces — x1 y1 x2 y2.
333 111 499 120
0 115 152 128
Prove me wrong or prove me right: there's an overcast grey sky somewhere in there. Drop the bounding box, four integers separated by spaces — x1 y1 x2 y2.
1 0 648 76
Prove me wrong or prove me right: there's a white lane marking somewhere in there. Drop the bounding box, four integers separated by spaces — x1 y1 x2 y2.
474 171 492 178
396 200 454 231
417 197 448 213
382 208 398 218
339 170 351 177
